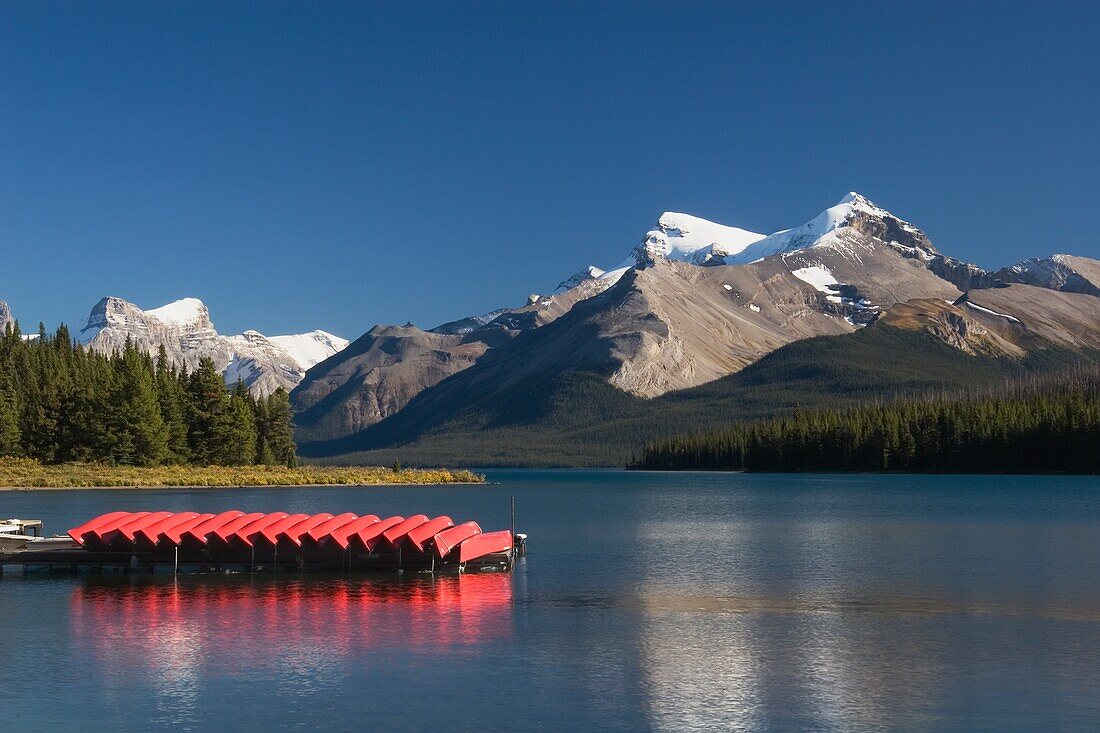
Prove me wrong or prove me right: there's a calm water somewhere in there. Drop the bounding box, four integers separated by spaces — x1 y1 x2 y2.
1 470 1099 731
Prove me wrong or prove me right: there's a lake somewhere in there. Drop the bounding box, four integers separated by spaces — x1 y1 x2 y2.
1 470 1099 731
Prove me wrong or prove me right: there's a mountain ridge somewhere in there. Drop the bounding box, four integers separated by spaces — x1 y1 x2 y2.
293 193 1100 463
80 296 348 396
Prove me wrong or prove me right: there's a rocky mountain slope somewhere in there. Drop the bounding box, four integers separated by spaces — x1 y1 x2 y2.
296 193 966 443
291 324 492 442
0 301 12 334
288 266 616 442
993 254 1100 296
296 192 1100 463
81 296 347 396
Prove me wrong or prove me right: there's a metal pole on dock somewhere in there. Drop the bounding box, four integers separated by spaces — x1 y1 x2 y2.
174 545 179 576
510 495 516 568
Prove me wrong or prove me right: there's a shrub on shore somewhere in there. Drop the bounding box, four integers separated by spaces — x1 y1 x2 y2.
0 457 483 488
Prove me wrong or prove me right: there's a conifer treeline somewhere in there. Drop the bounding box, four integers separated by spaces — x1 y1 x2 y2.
636 369 1100 474
0 322 297 466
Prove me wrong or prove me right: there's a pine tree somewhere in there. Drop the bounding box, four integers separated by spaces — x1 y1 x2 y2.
264 387 298 467
252 395 274 465
111 346 169 466
218 391 258 465
186 357 230 465
0 386 20 455
155 346 190 463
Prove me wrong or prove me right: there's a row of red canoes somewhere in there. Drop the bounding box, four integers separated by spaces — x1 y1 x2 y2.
66 511 513 564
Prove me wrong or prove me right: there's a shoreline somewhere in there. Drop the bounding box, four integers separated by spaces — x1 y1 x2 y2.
0 481 486 491
0 457 485 490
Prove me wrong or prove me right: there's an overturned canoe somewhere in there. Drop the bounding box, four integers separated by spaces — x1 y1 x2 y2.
459 530 515 564
434 521 482 558
406 516 454 552
59 510 519 573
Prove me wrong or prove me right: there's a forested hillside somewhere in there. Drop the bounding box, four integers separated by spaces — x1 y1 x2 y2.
636 369 1100 473
304 325 1096 467
0 322 297 466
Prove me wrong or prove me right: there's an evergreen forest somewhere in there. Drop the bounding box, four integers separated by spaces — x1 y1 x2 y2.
635 369 1100 473
0 322 297 466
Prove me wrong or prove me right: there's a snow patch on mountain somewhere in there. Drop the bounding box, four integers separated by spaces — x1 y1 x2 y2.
791 265 839 294
790 262 880 325
556 265 607 292
632 212 766 266
270 331 350 370
146 297 209 326
556 193 925 299
963 301 1022 324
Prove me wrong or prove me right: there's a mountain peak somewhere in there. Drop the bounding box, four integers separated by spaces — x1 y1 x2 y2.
629 212 765 268
145 297 209 326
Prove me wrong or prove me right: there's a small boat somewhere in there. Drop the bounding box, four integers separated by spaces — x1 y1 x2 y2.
137 512 199 544
281 513 334 546
459 530 515 564
257 513 309 546
327 515 383 549
67 511 129 544
163 513 216 545
183 511 244 543
434 521 482 558
406 516 454 552
85 512 151 545
381 514 429 547
103 512 173 545
353 516 403 550
236 513 290 547
306 513 358 543
210 512 266 543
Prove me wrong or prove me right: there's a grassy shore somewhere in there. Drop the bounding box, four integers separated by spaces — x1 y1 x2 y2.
0 457 484 489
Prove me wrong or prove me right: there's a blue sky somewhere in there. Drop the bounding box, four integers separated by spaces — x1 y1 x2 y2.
2 1 1098 338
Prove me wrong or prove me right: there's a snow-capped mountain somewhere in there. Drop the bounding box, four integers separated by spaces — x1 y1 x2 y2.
295 192 1100 455
579 192 931 282
993 254 1100 296
80 296 348 396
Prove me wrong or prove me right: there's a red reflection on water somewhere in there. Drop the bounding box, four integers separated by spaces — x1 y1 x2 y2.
70 573 514 675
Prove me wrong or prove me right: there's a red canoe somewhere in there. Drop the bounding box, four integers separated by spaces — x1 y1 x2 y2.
211 512 266 543
137 512 198 544
104 512 173 544
257 513 309 545
183 511 245 543
381 515 429 547
357 516 407 550
406 516 454 552
236 513 290 547
68 512 130 544
434 521 482 558
163 513 216 545
87 512 149 543
328 515 383 549
306 513 358 543
458 530 514 563
282 513 334 546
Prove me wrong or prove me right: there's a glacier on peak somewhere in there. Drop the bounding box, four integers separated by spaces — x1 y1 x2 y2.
145 297 209 326
270 331 351 370
556 193 930 296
